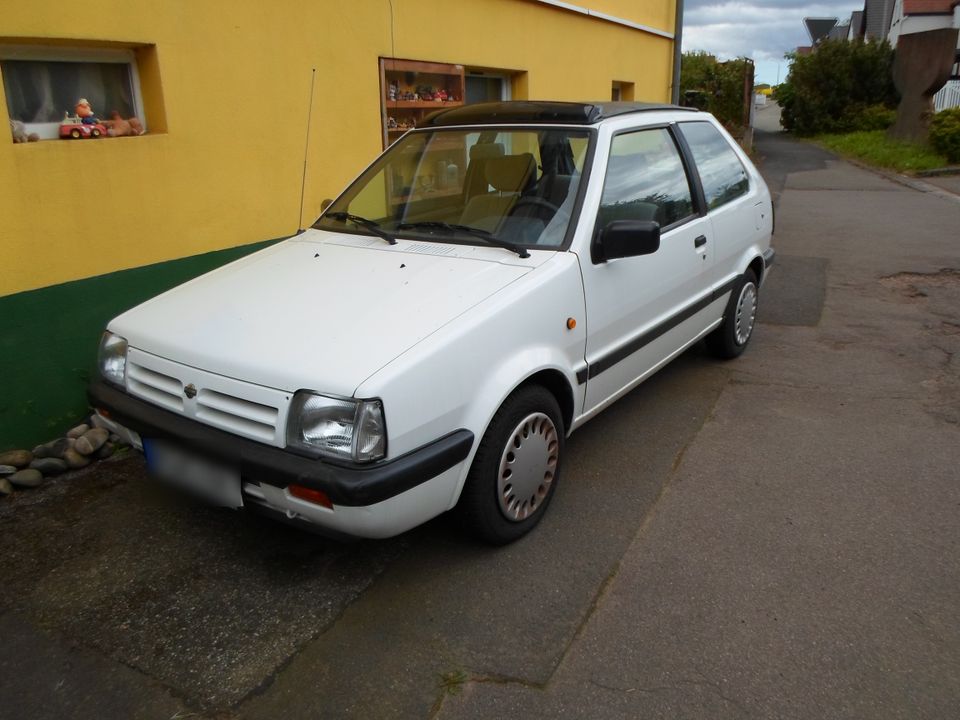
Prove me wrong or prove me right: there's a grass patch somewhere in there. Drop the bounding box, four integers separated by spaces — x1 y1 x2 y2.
814 130 949 174
437 670 468 696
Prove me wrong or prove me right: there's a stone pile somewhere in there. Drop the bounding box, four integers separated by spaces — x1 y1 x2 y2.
0 418 128 498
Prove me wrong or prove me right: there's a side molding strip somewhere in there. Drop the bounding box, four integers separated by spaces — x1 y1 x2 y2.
578 276 740 384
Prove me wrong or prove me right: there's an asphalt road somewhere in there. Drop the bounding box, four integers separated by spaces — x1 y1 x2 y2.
1 121 958 719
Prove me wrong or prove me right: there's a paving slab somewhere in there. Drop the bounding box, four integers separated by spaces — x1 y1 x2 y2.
0 613 188 720
924 174 960 196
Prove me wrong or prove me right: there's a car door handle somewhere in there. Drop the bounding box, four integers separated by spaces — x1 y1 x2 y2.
694 235 707 248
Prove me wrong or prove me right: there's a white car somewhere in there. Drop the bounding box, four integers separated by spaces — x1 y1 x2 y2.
90 101 774 544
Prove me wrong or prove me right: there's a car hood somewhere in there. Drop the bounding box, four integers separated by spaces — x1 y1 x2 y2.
109 229 541 396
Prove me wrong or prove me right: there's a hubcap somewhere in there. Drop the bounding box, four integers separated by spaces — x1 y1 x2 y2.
497 412 559 522
735 282 758 345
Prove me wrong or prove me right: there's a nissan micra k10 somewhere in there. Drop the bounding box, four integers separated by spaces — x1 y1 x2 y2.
89 101 774 544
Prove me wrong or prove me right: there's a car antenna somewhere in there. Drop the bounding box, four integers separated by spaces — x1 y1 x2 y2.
297 67 317 233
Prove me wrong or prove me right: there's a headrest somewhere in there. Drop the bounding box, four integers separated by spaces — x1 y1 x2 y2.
469 143 505 160
485 153 536 193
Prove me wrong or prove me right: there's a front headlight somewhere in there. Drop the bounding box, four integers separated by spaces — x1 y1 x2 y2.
98 331 128 386
286 391 386 463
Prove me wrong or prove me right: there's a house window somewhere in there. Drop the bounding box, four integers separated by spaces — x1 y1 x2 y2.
611 81 635 102
465 74 510 104
1 46 146 141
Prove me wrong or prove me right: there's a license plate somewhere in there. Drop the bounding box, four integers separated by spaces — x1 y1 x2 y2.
142 438 243 509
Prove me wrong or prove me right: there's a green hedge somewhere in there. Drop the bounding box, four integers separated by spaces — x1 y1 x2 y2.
680 52 752 133
929 108 960 163
776 40 899 136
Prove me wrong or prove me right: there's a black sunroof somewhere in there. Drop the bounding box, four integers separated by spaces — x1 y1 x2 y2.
420 101 697 127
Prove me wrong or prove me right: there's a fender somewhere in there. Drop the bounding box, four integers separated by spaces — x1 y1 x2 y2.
355 253 588 510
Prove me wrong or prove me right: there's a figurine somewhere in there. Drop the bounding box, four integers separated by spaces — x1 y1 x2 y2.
75 98 100 125
104 110 145 137
9 119 39 143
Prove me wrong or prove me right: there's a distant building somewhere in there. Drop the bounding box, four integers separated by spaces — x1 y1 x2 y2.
864 0 897 39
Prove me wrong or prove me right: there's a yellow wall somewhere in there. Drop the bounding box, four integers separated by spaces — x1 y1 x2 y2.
0 0 675 296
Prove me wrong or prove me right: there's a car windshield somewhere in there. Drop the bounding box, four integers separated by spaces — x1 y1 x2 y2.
313 127 592 249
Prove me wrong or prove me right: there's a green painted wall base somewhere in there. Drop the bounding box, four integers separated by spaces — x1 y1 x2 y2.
0 238 282 452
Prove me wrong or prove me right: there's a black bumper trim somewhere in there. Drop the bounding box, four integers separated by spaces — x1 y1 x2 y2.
763 247 775 269
88 380 474 507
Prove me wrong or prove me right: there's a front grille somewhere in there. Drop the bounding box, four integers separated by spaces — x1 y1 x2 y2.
127 362 184 412
196 388 278 443
124 348 290 447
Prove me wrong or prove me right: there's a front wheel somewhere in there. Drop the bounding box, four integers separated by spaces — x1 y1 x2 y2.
707 268 759 359
457 385 564 545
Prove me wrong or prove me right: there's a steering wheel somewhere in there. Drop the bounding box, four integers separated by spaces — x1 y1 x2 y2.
509 196 561 218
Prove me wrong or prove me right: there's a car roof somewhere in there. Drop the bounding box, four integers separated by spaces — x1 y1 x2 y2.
420 101 699 128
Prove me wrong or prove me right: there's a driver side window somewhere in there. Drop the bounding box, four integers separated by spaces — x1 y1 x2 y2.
596 128 694 233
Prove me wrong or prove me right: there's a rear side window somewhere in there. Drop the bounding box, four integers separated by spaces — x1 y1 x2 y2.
679 122 749 210
597 128 694 231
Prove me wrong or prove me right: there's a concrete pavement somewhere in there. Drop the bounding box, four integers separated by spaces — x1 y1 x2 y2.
433 127 960 719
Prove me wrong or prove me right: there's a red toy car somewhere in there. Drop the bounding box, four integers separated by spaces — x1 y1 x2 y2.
59 116 107 139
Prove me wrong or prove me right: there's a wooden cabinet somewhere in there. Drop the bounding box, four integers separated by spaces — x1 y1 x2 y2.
379 58 465 148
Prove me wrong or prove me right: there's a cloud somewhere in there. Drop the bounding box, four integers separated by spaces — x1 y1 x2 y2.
682 1 864 66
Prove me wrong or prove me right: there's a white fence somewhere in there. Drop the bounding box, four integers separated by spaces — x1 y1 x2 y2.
934 80 960 112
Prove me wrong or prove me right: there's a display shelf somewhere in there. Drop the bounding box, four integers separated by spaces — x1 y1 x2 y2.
387 100 464 110
379 57 465 149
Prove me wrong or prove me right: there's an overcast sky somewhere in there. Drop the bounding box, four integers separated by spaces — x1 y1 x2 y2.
682 0 864 84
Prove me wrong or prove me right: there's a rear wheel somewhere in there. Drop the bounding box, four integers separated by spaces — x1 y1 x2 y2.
457 385 564 544
707 268 759 359
70 129 81 139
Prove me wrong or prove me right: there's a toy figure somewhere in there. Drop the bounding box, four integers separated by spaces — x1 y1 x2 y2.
104 110 145 137
75 98 100 125
9 119 39 143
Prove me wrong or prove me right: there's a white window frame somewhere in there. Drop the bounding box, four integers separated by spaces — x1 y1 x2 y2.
0 44 146 140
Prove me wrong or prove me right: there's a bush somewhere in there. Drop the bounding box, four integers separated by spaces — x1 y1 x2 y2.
680 52 752 133
929 108 960 163
779 40 899 136
845 104 896 131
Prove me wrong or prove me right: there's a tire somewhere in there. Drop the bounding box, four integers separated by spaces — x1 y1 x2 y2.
70 129 81 139
707 268 759 359
457 385 564 545
91 128 101 138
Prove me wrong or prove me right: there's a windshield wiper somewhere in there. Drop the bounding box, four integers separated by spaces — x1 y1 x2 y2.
323 212 397 245
396 221 530 259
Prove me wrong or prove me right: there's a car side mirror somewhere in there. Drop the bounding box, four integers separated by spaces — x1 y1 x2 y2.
592 220 660 264
320 198 333 212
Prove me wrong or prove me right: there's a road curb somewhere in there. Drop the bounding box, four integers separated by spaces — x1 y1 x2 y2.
835 155 960 206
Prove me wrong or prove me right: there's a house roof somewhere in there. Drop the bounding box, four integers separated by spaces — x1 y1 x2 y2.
850 10 865 38
804 17 838 43
828 20 851 40
903 0 957 14
864 0 895 40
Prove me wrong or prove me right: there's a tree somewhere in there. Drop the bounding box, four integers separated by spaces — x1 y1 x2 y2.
680 52 753 134
777 40 899 136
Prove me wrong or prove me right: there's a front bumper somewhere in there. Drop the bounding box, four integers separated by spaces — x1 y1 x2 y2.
88 379 474 511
